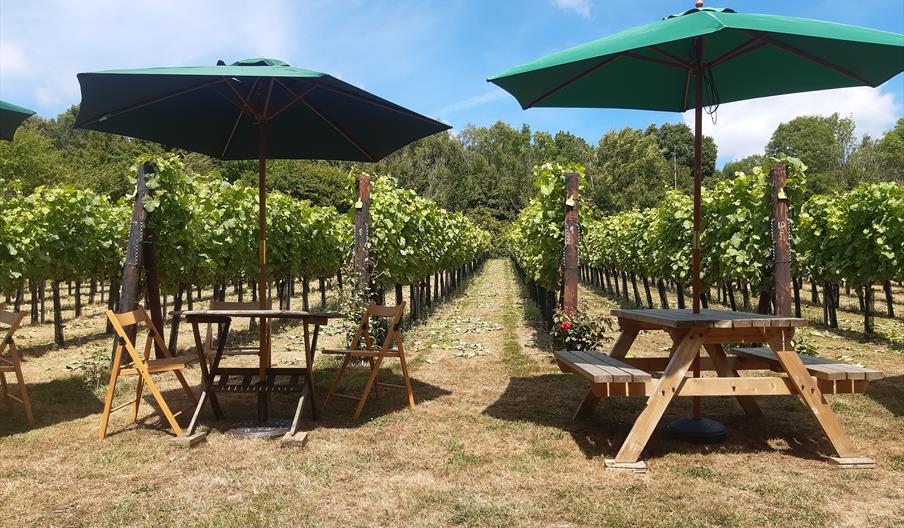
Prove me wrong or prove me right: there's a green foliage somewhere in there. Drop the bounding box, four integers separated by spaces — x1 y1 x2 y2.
550 302 608 350
588 128 671 214
141 154 351 290
0 182 129 292
766 113 855 195
645 122 718 186
367 174 489 287
507 163 584 290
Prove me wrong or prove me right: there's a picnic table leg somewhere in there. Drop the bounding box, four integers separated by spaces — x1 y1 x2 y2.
190 321 224 419
608 326 639 359
765 329 871 467
608 328 708 470
573 388 602 421
565 327 639 422
703 344 763 418
303 323 320 421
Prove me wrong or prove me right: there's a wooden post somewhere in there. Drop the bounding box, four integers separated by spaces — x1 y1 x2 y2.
354 174 371 294
563 171 579 314
112 162 152 362
770 164 792 317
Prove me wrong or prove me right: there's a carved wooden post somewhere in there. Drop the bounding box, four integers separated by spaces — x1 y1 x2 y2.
771 164 792 317
563 171 580 314
354 174 371 293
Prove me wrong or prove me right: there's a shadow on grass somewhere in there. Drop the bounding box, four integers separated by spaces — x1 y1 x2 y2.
865 374 904 417
144 365 451 435
0 375 104 435
483 372 852 464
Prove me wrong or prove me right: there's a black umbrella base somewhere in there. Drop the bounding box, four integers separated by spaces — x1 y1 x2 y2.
667 416 727 443
225 419 291 439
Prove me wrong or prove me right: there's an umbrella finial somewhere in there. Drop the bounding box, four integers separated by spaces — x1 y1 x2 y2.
695 0 703 7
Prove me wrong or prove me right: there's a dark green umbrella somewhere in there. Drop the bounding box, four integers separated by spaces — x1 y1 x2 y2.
0 100 36 141
489 2 903 439
74 57 450 309
489 3 904 314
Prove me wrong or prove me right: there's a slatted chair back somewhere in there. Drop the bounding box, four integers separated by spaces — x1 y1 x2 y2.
324 302 412 418
349 302 405 353
99 307 197 439
0 309 34 426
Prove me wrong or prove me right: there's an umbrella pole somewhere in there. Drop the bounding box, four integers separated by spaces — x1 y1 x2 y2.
692 38 703 421
668 36 724 443
258 122 269 423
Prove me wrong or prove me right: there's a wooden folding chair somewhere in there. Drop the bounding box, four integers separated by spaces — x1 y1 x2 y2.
99 307 203 439
323 302 413 418
0 309 34 426
203 300 271 366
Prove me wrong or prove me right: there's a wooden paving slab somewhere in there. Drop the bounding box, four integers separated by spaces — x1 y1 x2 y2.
611 308 807 329
729 347 882 381
555 350 652 383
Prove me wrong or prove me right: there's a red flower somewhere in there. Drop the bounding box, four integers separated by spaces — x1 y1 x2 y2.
560 321 572 330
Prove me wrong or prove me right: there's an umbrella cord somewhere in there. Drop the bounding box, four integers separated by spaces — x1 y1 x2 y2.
703 67 720 125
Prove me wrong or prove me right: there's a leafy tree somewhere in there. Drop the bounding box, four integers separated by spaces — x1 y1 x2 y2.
874 118 904 183
0 124 65 194
766 113 855 194
645 122 717 188
224 159 355 213
588 128 671 213
720 155 765 181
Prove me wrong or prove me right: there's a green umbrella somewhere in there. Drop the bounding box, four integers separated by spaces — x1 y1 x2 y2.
74 57 450 309
0 100 36 141
489 2 904 314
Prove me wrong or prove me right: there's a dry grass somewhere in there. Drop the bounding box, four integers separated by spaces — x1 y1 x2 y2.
1 259 903 527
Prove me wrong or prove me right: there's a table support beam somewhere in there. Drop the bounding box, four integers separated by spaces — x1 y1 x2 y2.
613 329 708 464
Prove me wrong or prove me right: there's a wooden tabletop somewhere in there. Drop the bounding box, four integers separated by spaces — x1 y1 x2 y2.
611 308 807 329
172 309 343 320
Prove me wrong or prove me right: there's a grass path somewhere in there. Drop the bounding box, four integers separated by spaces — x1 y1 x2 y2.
1 258 902 527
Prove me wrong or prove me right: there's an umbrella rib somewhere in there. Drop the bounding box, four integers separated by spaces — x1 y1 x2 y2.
261 78 275 120
525 53 624 108
706 33 769 69
225 79 262 122
221 108 245 158
300 98 375 161
220 77 261 158
269 82 317 120
624 51 689 70
315 83 443 125
648 46 692 69
76 78 226 126
740 30 871 86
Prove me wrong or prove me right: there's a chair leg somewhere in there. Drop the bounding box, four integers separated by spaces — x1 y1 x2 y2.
368 358 380 399
98 346 124 440
325 355 351 404
398 352 415 410
131 375 144 423
9 344 34 426
354 356 384 419
0 371 11 413
137 366 184 437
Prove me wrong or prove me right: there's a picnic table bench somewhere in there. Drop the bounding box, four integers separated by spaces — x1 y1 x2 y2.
554 309 881 472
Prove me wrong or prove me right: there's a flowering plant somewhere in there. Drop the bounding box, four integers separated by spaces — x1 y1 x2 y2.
550 302 608 351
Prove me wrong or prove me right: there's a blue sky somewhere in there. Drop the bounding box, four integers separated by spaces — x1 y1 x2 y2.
1 0 902 166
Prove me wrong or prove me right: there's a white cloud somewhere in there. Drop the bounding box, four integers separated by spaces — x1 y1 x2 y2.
434 89 509 118
683 86 902 163
0 0 295 115
553 0 592 18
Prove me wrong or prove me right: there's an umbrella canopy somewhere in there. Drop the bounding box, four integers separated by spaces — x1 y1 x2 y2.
489 4 904 313
0 100 36 141
488 6 904 112
74 57 450 311
75 57 449 161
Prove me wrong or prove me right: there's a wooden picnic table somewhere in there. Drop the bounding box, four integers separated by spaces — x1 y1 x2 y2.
171 309 342 445
556 309 877 472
